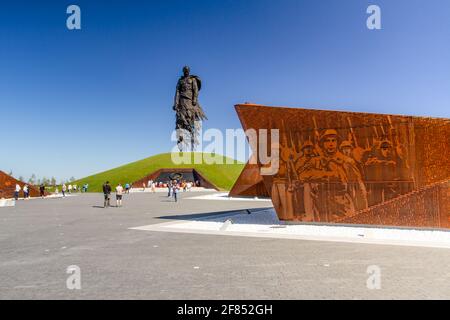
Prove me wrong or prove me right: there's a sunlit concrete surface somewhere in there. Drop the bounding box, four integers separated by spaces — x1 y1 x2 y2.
1 192 450 299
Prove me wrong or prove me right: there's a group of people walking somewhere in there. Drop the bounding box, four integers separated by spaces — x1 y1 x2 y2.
11 182 90 201
13 183 46 200
60 183 89 197
167 180 182 202
101 179 184 207
143 180 157 192
10 178 187 206
14 184 29 200
140 180 197 193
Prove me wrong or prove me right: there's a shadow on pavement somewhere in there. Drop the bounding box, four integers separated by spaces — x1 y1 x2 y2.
157 207 275 225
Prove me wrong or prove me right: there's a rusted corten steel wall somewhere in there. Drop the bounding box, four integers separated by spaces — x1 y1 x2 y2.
233 103 450 228
338 180 450 228
131 168 219 190
0 171 41 198
229 156 270 198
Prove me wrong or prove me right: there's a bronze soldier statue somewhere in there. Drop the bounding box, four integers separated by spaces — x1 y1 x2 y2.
173 66 207 151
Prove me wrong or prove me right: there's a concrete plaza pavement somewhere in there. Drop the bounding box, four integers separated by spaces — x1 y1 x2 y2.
1 192 450 299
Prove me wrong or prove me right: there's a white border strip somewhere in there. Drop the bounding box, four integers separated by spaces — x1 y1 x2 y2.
130 214 450 249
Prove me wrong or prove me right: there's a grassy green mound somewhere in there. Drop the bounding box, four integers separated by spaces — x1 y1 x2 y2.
73 152 245 192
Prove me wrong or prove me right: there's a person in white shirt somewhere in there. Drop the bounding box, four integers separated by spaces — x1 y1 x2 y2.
172 183 179 202
62 184 67 197
68 184 73 194
151 182 156 193
116 183 124 207
23 184 29 199
14 184 21 200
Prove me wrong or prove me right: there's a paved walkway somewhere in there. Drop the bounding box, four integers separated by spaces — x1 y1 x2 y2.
1 192 450 299
129 187 216 193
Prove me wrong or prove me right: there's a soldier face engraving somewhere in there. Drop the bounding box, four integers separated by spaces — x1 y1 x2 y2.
381 145 392 158
323 136 337 155
342 146 353 157
303 146 313 157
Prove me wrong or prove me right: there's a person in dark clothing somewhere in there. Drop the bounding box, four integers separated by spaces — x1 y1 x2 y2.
39 184 45 198
172 184 179 202
102 181 112 208
167 180 172 197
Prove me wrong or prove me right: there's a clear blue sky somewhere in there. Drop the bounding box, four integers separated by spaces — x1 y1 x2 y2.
1 0 449 182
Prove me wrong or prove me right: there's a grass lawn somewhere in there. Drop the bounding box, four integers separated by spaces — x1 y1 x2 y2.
72 152 245 192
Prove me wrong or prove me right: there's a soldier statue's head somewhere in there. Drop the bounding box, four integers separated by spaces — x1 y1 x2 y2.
339 140 354 157
320 129 339 156
183 66 190 77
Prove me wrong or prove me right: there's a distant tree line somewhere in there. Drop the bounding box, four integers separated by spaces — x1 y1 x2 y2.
7 170 75 186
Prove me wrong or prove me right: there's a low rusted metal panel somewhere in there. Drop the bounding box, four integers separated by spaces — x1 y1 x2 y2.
233 104 450 228
0 171 41 198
